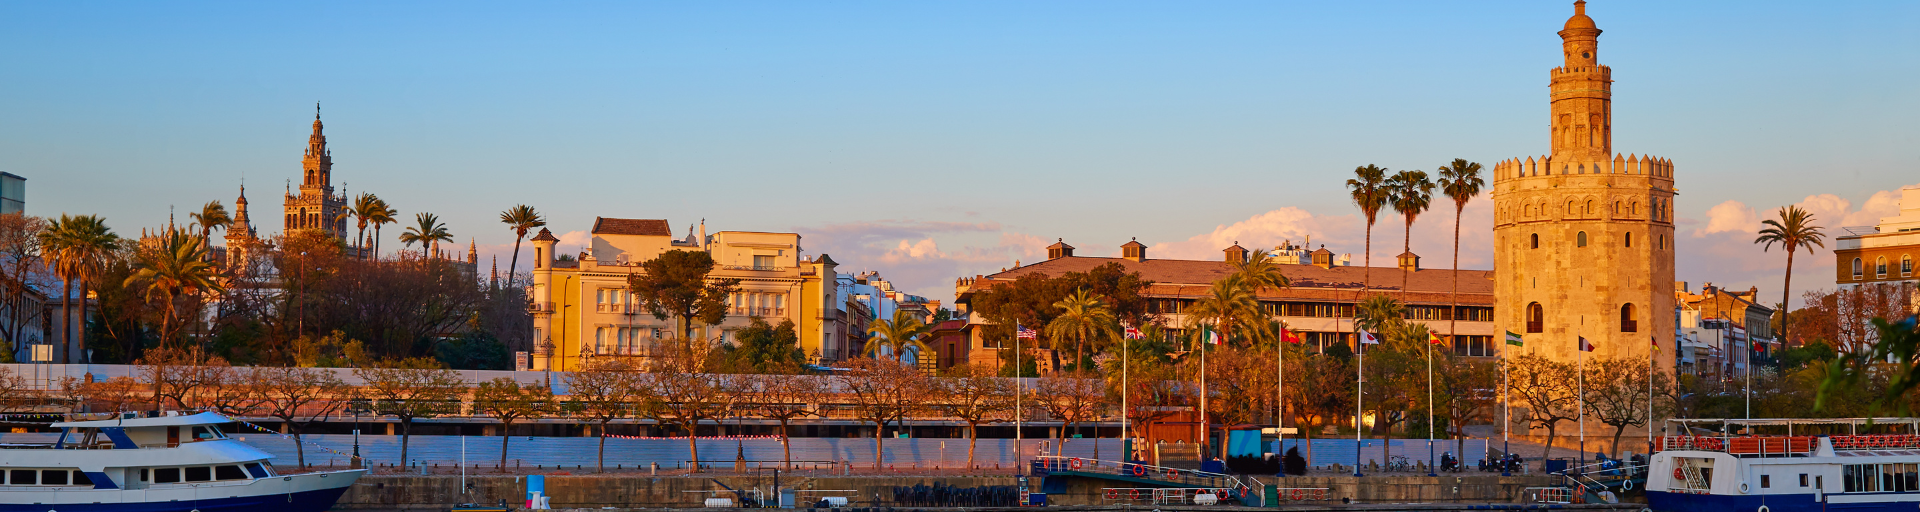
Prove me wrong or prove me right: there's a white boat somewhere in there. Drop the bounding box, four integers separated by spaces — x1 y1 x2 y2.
0 411 364 512
1647 418 1920 512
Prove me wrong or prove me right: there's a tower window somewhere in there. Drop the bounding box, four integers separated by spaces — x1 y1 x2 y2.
1624 232 1633 248
1577 231 1588 247
1526 303 1544 333
1659 235 1666 250
1877 257 1888 278
1853 258 1864 279
1903 255 1913 276
1620 303 1638 333
1531 234 1540 249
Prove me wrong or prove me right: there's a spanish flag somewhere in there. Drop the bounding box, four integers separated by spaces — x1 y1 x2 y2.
1428 331 1445 345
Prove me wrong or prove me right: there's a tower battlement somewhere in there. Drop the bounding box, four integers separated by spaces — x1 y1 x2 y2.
1550 64 1611 76
1493 153 1673 181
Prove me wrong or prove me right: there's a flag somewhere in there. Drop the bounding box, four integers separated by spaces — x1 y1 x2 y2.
1123 325 1143 340
1282 327 1302 344
1428 331 1445 346
1206 327 1222 345
1359 331 1380 345
1017 327 1038 340
1579 336 1595 352
1650 336 1659 350
1505 331 1524 347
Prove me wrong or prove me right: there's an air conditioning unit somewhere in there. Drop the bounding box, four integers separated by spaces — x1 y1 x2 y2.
616 254 631 265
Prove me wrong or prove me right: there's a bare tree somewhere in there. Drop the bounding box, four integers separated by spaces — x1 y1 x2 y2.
637 342 735 472
75 376 142 414
1032 370 1105 456
742 369 827 469
474 377 554 471
0 213 50 361
353 357 467 467
839 357 929 469
255 366 350 468
195 364 262 417
932 364 1014 468
1508 354 1580 462
139 346 228 411
565 358 640 473
1584 356 1670 456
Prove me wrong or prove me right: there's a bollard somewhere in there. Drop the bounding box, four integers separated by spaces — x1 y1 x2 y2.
652 462 658 475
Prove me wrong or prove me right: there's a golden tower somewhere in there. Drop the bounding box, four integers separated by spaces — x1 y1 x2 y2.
1493 1 1676 364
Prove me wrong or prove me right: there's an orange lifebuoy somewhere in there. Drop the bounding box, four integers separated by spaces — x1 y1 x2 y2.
1167 468 1179 478
1291 489 1304 500
1070 457 1083 470
1131 464 1147 477
1674 468 1686 480
1216 489 1229 501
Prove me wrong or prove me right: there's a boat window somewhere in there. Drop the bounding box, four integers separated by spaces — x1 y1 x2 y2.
9 470 34 485
1760 474 1770 488
1800 473 1809 487
244 463 269 478
40 470 67 486
71 471 92 487
191 426 215 440
185 466 212 482
140 468 149 482
215 465 247 481
154 468 180 484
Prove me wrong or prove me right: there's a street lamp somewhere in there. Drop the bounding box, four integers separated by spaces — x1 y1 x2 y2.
348 397 371 469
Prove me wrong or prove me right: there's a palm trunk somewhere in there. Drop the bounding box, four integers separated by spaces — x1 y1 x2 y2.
1363 221 1374 289
1781 249 1795 345
1403 216 1413 302
374 226 382 258
357 224 368 259
77 281 91 363
509 236 525 286
58 278 71 363
1451 205 1462 354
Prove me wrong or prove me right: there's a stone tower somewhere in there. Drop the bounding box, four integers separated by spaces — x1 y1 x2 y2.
223 184 260 266
283 105 348 241
1493 1 1676 364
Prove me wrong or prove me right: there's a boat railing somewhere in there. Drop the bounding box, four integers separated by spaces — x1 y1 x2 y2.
1660 434 1920 454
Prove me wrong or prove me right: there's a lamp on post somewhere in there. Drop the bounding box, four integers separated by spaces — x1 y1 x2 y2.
348 397 371 469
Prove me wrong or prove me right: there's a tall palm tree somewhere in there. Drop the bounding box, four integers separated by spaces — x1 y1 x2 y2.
1045 288 1115 371
190 201 230 243
399 212 452 259
1353 294 1406 340
500 205 547 283
1755 205 1826 345
1386 169 1434 301
1437 159 1484 345
62 216 120 364
37 217 76 362
864 310 930 363
125 229 222 348
1346 165 1390 288
1185 275 1261 458
350 193 381 258
369 198 397 259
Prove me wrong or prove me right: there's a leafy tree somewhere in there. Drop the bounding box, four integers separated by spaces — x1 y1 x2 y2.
473 377 554 470
353 357 467 467
0 213 51 362
254 366 349 468
628 250 740 343
1436 158 1484 340
1820 315 1920 415
564 358 640 473
436 331 511 370
838 357 929 469
713 317 805 373
970 262 1155 355
933 364 1014 467
1755 205 1826 346
499 205 546 284
1045 288 1114 372
865 310 930 363
1385 169 1434 301
1582 356 1668 456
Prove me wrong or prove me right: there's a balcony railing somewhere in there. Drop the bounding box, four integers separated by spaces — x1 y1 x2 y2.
595 303 642 314
528 302 556 313
731 307 786 317
721 265 786 272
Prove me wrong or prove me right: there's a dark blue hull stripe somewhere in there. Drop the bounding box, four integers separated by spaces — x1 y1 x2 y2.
0 486 349 512
1649 490 1920 512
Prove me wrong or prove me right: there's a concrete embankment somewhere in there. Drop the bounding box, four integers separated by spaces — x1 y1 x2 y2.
331 474 1593 510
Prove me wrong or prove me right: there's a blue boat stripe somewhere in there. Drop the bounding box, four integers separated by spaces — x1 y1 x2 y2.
100 427 138 449
83 471 118 489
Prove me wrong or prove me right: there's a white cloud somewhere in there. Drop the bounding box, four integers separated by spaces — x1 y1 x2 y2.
800 220 1049 303
1151 194 1497 270
1677 183 1920 307
1694 200 1759 237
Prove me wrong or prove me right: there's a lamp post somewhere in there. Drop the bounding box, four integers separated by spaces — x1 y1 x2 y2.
349 397 370 469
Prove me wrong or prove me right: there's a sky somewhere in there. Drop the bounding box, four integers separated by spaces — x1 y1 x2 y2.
3 1 1916 305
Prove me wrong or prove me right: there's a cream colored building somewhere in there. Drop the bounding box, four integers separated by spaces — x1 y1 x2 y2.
526 218 842 372
1491 1 1677 367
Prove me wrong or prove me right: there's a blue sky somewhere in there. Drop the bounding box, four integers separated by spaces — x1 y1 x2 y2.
3 1 1916 303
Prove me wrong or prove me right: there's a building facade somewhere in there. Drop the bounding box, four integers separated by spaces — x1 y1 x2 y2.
526 218 842 371
0 172 23 215
1836 187 1920 293
1491 1 1677 367
1674 282 1775 381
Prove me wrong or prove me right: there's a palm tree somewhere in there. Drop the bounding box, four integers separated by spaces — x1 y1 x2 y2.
1353 294 1405 341
1437 159 1484 345
125 229 222 348
500 205 547 284
63 216 121 364
189 201 230 243
399 213 452 259
1346 165 1390 288
1185 275 1261 458
1386 169 1434 301
864 310 930 363
1755 205 1826 345
37 217 76 362
350 193 381 258
1045 288 1115 372
369 198 397 259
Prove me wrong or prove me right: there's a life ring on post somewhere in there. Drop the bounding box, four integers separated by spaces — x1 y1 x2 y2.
1622 479 1634 491
1131 464 1147 477
1070 457 1083 470
1739 482 1750 494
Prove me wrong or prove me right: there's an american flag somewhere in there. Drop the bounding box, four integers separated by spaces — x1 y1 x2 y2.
1123 325 1143 340
1017 327 1038 340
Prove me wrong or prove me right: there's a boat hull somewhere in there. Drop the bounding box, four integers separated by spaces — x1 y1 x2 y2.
0 469 362 512
0 485 348 512
1649 490 1920 512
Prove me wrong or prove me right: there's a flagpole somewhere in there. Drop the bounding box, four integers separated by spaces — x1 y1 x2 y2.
1355 329 1365 478
1122 327 1129 463
1015 321 1022 470
1201 327 1210 460
1278 327 1286 452
1649 335 1656 455
1426 333 1436 477
1502 332 1511 477
1578 328 1586 471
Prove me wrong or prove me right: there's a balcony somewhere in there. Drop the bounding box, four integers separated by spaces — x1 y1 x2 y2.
528 302 556 313
721 265 787 272
731 307 786 317
595 303 642 314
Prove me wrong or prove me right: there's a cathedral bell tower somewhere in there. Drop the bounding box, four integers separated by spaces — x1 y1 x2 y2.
283 104 349 242
1492 1 1676 366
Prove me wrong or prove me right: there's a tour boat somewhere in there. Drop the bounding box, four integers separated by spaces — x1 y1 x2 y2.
1647 418 1920 512
0 411 364 512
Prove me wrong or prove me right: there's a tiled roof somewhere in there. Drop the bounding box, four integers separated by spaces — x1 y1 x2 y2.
591 217 672 236
530 228 559 242
982 256 1493 303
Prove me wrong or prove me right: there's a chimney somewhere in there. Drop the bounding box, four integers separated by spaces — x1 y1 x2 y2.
1397 251 1420 272
1224 242 1249 264
1121 238 1148 262
1310 245 1334 269
1046 239 1075 260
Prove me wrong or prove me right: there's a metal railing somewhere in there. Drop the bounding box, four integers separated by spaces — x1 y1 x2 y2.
1101 487 1241 505
1523 486 1573 504
1032 455 1247 491
1662 434 1920 454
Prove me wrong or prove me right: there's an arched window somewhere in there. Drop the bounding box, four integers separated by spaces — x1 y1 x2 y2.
1586 200 1594 214
1577 231 1588 247
1568 201 1577 217
1614 201 1622 215
1531 233 1540 249
1624 232 1633 248
1659 235 1666 250
1620 303 1638 332
1854 258 1865 279
1631 201 1640 216
1904 255 1913 276
1526 303 1544 333
1878 257 1889 277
